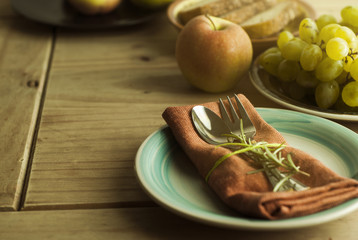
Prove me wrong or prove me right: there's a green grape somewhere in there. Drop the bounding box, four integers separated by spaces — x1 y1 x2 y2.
299 18 319 44
341 22 358 34
259 47 280 64
343 54 356 72
300 44 323 71
349 39 358 52
315 80 340 109
277 59 300 82
334 93 358 112
277 31 294 50
335 26 358 57
259 47 281 66
335 26 357 44
281 38 308 61
318 23 340 48
349 58 358 81
316 14 337 30
342 81 358 106
341 6 358 27
296 70 319 88
326 37 349 60
335 70 349 84
260 52 283 77
315 57 344 82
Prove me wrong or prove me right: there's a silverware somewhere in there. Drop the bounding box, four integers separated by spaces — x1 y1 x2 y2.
191 96 308 192
191 105 231 146
219 95 308 192
219 95 256 140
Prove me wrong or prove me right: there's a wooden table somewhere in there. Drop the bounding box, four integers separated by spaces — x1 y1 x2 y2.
1 0 358 239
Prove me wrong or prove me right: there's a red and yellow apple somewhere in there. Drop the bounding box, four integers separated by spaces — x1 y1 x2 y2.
175 15 253 93
67 0 122 15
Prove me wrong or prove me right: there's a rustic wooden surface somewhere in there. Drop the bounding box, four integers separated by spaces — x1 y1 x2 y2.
1 0 358 238
1 207 358 240
0 14 52 209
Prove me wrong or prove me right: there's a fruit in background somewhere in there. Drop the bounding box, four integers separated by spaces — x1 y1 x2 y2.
259 50 283 77
326 37 349 60
341 6 358 27
299 18 319 44
259 5 358 111
315 81 339 109
316 14 337 30
281 38 307 61
67 0 121 15
175 15 253 93
277 31 294 50
342 81 358 107
300 44 322 71
130 0 173 9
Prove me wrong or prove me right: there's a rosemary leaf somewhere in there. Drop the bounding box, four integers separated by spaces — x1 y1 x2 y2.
273 173 294 192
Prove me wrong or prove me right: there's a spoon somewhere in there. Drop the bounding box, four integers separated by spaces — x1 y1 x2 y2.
191 105 231 145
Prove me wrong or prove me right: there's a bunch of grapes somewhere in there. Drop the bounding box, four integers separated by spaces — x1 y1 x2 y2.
259 6 358 111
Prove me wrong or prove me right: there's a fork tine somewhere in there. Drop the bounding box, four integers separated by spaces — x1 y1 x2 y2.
219 98 232 128
234 95 256 137
226 96 241 123
234 95 250 121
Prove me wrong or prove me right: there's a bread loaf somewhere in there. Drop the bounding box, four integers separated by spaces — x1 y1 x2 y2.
220 0 280 24
179 0 257 24
177 0 304 39
241 0 303 38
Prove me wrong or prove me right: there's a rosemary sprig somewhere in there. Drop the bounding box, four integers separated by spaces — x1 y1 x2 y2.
205 125 310 192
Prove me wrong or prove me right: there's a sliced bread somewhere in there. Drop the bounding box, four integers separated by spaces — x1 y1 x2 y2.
220 0 280 24
178 0 257 24
241 0 303 38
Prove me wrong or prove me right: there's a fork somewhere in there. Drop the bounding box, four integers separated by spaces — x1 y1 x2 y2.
219 95 256 140
219 95 308 192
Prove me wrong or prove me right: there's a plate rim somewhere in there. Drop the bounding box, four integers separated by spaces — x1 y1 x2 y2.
135 108 358 230
250 56 358 121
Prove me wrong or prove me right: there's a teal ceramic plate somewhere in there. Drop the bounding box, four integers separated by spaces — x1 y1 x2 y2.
135 108 358 230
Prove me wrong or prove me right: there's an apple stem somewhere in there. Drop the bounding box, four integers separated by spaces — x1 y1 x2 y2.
205 14 217 31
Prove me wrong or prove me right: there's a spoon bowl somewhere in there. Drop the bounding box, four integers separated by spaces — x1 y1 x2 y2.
191 105 231 145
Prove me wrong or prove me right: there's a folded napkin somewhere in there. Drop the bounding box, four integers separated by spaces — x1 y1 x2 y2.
162 94 358 220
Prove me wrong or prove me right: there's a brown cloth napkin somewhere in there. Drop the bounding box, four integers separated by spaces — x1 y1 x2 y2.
162 94 358 220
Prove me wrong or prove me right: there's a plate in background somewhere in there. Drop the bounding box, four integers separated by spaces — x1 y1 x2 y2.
135 108 358 230
11 0 157 29
250 57 358 121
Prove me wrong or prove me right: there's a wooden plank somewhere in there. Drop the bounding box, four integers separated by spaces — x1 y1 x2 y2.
1 207 358 239
22 14 192 209
0 18 52 210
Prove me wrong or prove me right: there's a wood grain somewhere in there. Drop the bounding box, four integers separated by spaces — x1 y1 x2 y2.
0 207 358 239
0 18 52 210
